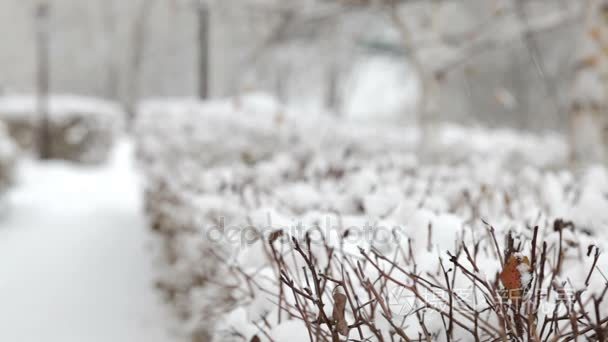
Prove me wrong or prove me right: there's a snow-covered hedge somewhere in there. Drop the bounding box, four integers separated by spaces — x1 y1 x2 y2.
0 121 17 192
136 94 608 341
0 95 124 164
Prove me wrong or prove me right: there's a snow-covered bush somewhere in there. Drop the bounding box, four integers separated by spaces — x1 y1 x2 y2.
0 95 124 164
136 94 608 341
0 121 17 192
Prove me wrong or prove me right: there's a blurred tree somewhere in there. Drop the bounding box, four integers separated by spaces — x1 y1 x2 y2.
375 0 582 147
126 0 157 123
569 0 608 165
213 0 583 134
101 0 119 100
210 0 364 110
197 0 210 99
4 0 603 143
35 1 51 159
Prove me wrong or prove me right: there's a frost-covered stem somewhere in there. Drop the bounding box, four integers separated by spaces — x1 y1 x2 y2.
339 266 365 339
291 237 335 337
288 286 314 342
584 246 600 287
482 219 505 267
530 226 539 270
535 242 548 314
440 258 454 341
556 226 564 275
35 2 51 160
592 297 606 341
362 249 491 337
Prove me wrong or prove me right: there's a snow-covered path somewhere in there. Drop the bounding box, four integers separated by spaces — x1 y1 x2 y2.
0 142 177 342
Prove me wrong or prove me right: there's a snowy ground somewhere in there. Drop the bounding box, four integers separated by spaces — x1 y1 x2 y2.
0 141 178 342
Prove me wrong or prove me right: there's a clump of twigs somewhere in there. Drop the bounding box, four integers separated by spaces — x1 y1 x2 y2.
218 215 607 342
135 99 608 341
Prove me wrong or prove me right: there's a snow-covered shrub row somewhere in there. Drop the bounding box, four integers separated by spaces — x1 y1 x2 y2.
0 121 17 192
135 94 608 341
0 95 124 164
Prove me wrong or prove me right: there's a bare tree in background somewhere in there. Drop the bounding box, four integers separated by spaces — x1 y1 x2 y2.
197 0 209 99
218 1 360 111
35 2 51 159
195 0 604 165
325 63 341 114
323 19 346 115
377 0 584 148
126 0 156 123
569 0 608 165
221 0 582 134
101 0 119 100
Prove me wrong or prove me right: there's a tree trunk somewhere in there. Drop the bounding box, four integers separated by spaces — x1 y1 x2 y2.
126 0 155 125
568 0 608 165
325 64 341 115
36 2 51 160
101 0 119 100
197 2 209 99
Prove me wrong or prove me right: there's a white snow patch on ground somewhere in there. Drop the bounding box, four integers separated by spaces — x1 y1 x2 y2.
0 141 178 342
